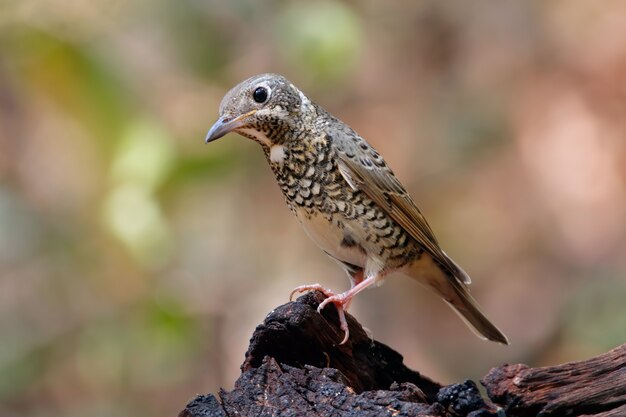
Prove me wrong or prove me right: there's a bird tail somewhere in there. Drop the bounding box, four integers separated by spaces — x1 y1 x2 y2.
443 279 509 345
406 255 509 345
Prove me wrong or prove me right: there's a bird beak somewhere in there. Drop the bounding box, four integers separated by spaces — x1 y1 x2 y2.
205 116 242 143
205 110 257 143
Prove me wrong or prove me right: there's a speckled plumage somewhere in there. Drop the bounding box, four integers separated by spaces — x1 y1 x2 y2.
205 73 508 345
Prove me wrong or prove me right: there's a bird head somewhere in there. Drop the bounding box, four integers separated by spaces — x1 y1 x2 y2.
205 73 304 147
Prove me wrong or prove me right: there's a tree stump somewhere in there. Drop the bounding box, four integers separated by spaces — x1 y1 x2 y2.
179 291 626 417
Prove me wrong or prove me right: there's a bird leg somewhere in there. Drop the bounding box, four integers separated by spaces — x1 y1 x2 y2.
289 284 350 344
289 283 337 301
295 269 364 305
290 276 376 345
343 269 364 311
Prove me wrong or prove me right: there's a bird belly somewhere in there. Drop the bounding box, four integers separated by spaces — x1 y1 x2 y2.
294 208 367 270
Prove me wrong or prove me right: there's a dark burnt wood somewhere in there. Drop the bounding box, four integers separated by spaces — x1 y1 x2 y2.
180 291 626 417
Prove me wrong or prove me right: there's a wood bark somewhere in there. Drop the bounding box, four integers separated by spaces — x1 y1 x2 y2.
179 291 626 417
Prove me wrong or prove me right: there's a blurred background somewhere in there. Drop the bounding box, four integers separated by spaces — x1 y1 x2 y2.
1 1 626 415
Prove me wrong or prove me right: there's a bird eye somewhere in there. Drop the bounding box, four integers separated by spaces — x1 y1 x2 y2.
253 86 269 103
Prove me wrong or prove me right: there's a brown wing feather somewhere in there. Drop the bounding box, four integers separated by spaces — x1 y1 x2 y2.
334 130 470 283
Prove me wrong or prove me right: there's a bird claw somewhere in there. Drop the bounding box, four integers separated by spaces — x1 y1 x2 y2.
317 293 345 312
289 283 335 301
318 293 351 345
289 284 351 344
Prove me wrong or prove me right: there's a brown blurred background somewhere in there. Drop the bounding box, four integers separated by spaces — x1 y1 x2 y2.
1 1 625 416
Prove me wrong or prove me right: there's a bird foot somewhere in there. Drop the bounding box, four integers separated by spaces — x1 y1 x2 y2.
289 283 336 301
317 292 351 345
289 284 351 345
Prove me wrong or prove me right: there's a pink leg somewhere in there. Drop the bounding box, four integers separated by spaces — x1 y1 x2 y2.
343 270 364 311
289 283 337 301
289 283 349 344
317 274 380 345
289 269 363 307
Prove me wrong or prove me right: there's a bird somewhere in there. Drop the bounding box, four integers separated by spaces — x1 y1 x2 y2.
205 73 508 345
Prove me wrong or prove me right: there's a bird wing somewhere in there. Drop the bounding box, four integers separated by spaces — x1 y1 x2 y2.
333 129 471 284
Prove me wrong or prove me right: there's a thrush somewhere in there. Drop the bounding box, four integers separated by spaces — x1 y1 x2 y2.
205 73 508 345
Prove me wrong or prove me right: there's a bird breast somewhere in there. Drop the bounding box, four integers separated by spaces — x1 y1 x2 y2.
268 136 417 272
294 207 368 270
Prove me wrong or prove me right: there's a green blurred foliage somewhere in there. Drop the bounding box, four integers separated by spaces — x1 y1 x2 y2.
1 1 625 416
104 120 175 268
3 27 132 148
276 1 362 84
